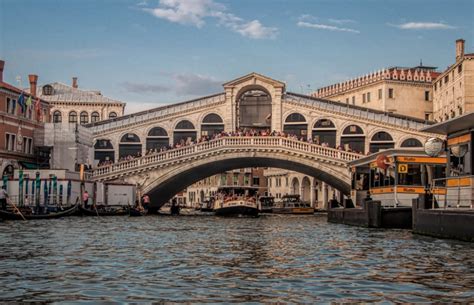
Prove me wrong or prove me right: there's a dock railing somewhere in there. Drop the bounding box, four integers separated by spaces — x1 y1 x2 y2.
431 176 474 209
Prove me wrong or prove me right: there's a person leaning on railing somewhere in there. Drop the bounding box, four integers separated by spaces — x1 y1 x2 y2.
95 128 360 168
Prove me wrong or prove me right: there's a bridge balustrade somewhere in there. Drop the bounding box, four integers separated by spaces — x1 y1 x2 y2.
92 136 362 179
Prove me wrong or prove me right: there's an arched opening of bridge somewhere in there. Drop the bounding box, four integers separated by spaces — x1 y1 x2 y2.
401 138 422 148
119 133 141 158
201 113 224 137
283 113 307 138
147 127 169 151
312 119 336 147
94 139 114 163
142 156 351 210
236 89 272 130
370 131 394 153
173 120 197 145
340 125 365 153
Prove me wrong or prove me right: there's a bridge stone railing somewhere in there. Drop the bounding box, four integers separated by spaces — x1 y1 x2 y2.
92 136 362 180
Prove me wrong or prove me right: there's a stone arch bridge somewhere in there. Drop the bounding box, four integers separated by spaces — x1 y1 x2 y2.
92 136 360 210
87 72 436 209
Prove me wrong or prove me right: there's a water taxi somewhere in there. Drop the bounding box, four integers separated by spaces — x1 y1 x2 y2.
213 186 259 217
349 149 447 207
258 195 275 213
272 194 314 214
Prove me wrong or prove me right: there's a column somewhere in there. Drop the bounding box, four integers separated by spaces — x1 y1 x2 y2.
322 182 329 209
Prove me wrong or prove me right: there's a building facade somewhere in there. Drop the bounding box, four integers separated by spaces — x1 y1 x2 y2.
29 77 125 125
264 169 339 209
312 66 439 121
0 60 51 176
433 39 474 122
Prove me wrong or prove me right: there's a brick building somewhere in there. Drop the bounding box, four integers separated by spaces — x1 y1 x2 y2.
0 60 51 176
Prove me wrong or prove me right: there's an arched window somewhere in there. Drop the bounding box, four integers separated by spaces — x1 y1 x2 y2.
401 138 423 148
109 112 117 119
53 111 62 123
174 120 197 144
237 89 272 130
69 111 77 123
283 113 307 138
340 124 365 153
91 112 100 123
94 139 115 163
146 127 169 150
80 111 89 125
201 113 224 137
312 119 336 147
119 133 142 158
370 131 394 153
285 113 306 123
42 85 54 96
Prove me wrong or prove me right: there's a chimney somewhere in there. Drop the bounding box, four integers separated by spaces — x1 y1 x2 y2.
0 60 4 83
28 74 38 97
72 77 78 88
456 39 465 61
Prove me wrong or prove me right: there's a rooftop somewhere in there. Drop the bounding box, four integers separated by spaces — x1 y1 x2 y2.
421 111 474 135
26 82 125 105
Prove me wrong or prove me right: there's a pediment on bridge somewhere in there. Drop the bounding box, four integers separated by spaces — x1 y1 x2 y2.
223 72 285 90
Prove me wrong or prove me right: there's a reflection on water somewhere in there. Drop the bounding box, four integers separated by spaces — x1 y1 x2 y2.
1 215 473 303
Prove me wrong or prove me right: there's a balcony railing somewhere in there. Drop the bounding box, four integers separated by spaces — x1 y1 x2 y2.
431 176 474 209
92 136 361 179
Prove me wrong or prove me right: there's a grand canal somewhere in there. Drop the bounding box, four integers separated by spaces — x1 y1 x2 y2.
1 214 473 303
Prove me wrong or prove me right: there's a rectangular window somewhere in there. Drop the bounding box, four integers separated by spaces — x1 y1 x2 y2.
352 96 355 105
6 133 16 151
233 173 238 185
445 75 449 84
367 92 371 102
424 113 431 121
378 88 382 99
252 177 259 186
7 98 16 114
362 93 366 103
388 88 394 99
425 91 430 101
345 98 349 104
458 64 462 73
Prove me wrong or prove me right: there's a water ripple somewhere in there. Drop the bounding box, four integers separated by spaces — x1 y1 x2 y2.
1 215 473 303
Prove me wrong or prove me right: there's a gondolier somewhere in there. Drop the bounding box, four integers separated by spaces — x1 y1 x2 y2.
0 186 8 210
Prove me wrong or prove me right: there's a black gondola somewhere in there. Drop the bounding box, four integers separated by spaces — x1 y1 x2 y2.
0 204 79 220
129 207 147 217
79 205 129 216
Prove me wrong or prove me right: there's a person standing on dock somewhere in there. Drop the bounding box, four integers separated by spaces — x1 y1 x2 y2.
0 186 8 210
83 190 89 208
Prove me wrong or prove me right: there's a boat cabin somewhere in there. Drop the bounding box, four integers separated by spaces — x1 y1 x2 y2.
278 194 311 208
349 149 446 207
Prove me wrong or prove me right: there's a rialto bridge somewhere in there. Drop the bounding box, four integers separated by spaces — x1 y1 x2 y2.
87 73 435 209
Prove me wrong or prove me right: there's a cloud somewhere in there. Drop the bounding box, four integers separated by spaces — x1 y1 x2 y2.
232 20 278 39
174 73 222 95
391 22 456 30
122 82 171 94
297 21 360 34
143 0 278 39
328 18 355 25
122 73 222 96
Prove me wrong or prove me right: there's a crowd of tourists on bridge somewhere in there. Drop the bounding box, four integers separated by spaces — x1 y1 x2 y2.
97 128 362 168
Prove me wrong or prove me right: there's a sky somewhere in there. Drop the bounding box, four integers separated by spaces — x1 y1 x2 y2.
1 0 473 114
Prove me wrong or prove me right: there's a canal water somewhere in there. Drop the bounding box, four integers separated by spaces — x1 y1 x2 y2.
1 214 473 303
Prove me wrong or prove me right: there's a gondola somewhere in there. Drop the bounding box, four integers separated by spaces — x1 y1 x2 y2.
0 204 79 220
79 205 129 216
129 207 147 217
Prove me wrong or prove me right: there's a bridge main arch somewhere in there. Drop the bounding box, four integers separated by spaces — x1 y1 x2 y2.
139 152 351 211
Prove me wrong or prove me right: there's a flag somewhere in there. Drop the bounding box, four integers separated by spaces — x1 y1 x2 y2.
25 95 32 107
18 92 25 113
